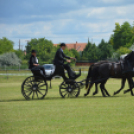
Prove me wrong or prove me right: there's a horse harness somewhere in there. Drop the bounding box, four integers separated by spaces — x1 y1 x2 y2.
111 61 124 76
111 60 133 76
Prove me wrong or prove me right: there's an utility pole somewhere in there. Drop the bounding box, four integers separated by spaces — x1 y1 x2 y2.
18 39 24 50
25 40 30 45
88 37 89 44
19 39 20 50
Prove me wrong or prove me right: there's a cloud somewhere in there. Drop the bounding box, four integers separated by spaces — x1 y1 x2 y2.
0 0 134 49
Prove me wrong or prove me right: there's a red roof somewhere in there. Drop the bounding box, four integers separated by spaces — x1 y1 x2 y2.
54 42 87 52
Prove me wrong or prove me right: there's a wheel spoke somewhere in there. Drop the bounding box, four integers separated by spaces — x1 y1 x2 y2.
61 90 67 93
39 89 47 91
37 90 44 96
68 93 70 98
32 92 35 99
24 87 32 90
25 89 32 93
36 91 39 99
26 78 33 85
63 92 68 97
73 88 79 91
60 87 68 89
27 90 32 97
71 91 77 96
38 84 46 88
24 83 32 87
24 86 32 90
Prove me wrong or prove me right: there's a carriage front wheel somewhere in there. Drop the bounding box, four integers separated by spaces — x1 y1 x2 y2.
21 76 48 100
59 81 80 98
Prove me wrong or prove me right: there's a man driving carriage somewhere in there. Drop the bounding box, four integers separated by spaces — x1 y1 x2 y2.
53 43 81 79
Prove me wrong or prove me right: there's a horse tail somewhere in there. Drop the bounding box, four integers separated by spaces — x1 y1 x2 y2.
86 65 93 89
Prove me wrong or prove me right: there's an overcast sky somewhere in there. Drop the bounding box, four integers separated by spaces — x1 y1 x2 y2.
0 0 134 49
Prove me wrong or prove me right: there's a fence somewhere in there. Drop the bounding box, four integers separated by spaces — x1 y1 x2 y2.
0 64 28 71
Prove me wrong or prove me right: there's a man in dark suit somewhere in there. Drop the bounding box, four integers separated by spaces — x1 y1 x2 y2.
29 50 46 75
53 43 81 79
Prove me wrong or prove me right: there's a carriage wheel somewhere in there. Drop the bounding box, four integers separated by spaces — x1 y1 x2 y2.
21 76 48 100
77 82 85 89
59 81 80 98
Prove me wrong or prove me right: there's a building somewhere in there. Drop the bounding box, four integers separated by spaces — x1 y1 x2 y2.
24 50 26 55
54 41 87 52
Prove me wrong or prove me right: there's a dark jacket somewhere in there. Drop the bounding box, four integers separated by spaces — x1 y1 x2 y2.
53 48 70 65
29 55 38 69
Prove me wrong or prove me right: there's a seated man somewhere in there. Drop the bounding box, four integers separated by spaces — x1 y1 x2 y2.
53 43 81 79
29 50 46 76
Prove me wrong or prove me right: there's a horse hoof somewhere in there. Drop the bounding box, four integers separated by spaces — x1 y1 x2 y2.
93 92 97 96
84 94 87 97
103 95 107 97
113 92 116 96
124 91 127 94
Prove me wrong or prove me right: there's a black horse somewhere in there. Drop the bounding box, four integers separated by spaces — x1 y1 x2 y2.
84 51 134 97
113 71 134 95
93 71 134 97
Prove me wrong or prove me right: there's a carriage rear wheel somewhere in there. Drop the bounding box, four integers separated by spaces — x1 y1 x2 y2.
59 81 80 98
21 76 48 100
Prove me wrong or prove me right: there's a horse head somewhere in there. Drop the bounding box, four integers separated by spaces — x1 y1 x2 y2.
124 51 134 67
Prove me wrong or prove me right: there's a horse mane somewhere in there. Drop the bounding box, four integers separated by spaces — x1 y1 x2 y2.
124 51 133 61
94 60 110 66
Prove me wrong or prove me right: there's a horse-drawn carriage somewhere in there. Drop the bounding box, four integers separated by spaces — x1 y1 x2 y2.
21 51 134 99
21 64 84 100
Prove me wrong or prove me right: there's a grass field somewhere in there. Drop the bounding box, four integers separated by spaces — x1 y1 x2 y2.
0 74 134 134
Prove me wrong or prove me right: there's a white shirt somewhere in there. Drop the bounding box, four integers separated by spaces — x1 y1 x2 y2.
36 57 38 63
61 48 63 52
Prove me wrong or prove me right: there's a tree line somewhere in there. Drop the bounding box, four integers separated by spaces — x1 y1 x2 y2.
0 21 134 67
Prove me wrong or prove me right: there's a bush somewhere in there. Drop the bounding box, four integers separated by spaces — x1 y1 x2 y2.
0 52 21 66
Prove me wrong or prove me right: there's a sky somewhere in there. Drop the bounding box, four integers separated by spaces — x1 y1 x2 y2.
0 0 134 50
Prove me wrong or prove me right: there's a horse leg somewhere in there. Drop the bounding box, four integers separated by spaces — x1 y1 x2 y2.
113 78 126 95
100 82 106 97
84 83 94 97
100 80 110 97
93 83 99 96
103 80 110 96
124 77 134 96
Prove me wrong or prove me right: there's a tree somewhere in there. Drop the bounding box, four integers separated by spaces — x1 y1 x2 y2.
98 39 113 60
82 41 99 61
25 38 76 65
0 52 21 66
0 37 14 54
116 47 131 56
109 22 134 50
25 38 55 64
70 49 80 59
14 49 25 60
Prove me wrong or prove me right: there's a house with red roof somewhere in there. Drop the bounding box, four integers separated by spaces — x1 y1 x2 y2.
54 41 87 52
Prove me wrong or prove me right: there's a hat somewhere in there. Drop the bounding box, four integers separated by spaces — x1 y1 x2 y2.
31 50 36 53
59 43 66 47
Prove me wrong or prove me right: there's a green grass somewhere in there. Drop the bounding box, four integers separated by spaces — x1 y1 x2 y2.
0 75 134 134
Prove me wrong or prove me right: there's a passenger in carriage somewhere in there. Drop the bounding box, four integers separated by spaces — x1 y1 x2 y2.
29 50 46 76
53 43 81 79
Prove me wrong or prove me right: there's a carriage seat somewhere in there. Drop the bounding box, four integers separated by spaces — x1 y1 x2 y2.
31 68 45 78
31 64 56 78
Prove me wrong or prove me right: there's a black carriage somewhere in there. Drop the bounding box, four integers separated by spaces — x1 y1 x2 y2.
21 64 83 100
